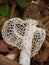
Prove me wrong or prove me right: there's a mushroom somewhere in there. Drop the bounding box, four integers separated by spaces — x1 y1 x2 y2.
2 18 46 65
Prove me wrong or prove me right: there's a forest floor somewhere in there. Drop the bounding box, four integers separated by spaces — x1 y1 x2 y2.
0 0 49 65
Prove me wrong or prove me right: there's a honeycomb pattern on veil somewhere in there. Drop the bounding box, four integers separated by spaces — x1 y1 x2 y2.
21 28 46 57
2 18 46 57
31 28 46 57
2 18 27 49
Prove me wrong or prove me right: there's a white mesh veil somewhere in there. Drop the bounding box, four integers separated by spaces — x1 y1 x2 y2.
2 18 46 57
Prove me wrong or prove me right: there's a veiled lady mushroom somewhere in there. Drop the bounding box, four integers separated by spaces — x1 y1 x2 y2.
2 18 46 65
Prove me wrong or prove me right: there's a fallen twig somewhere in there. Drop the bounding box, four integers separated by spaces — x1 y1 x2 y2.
6 48 20 60
10 1 16 18
0 54 21 65
38 16 49 37
40 16 49 24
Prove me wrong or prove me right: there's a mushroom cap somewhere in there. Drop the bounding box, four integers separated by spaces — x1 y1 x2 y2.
2 18 25 48
2 18 46 57
31 28 46 57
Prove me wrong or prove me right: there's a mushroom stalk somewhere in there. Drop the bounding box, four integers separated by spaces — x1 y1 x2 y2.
19 22 36 65
19 49 31 65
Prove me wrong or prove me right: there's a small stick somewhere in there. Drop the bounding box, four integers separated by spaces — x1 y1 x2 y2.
44 21 49 26
38 22 49 36
0 54 21 65
10 3 16 18
40 16 49 24
6 48 20 60
38 16 49 37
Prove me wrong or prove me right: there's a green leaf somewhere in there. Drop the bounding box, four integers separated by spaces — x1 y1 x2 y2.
0 4 10 19
16 0 30 8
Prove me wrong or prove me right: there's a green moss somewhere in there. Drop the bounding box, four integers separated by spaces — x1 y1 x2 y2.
0 4 10 19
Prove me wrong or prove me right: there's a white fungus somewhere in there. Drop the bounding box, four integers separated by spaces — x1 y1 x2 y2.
2 18 46 65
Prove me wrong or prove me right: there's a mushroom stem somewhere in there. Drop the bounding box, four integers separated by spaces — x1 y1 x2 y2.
19 49 31 65
19 22 36 65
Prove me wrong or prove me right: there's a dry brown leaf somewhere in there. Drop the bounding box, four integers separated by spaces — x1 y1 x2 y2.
44 39 49 47
0 40 10 52
0 54 21 65
0 17 7 26
0 40 15 52
37 48 49 62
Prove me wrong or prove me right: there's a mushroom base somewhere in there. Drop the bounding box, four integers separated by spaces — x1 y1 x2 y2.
19 49 31 65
